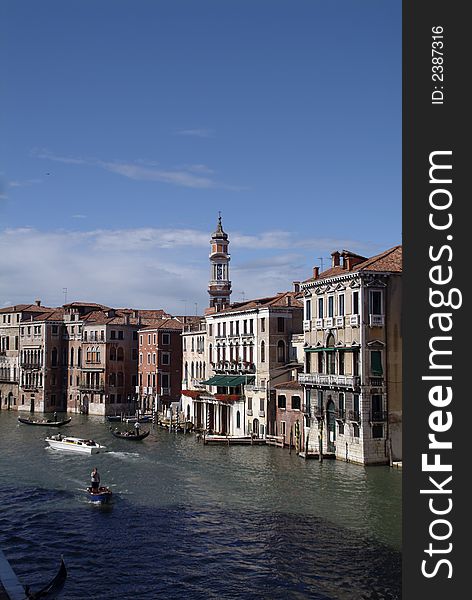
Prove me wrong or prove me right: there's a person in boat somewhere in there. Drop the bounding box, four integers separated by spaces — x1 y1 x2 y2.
90 467 100 493
53 411 57 421
134 421 141 433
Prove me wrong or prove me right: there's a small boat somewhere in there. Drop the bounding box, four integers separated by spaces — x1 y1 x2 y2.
106 415 123 422
158 418 194 433
25 557 67 599
110 427 150 441
18 416 72 427
86 486 113 503
46 435 106 454
123 415 152 423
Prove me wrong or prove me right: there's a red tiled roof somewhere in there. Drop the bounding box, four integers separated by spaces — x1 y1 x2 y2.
212 291 303 315
273 380 303 390
303 245 402 283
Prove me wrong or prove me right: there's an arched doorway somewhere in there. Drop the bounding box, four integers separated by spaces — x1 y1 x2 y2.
252 418 259 437
326 399 336 453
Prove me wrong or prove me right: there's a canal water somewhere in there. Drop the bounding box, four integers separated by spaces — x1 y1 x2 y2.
0 412 401 599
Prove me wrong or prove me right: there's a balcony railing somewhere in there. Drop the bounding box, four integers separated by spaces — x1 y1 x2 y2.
79 383 105 392
315 318 323 329
258 410 265 417
314 406 323 418
350 314 360 326
245 384 266 393
303 320 311 332
369 377 384 387
349 410 361 422
369 314 385 327
20 362 42 370
335 316 344 327
371 411 387 422
299 373 360 388
247 409 253 416
324 317 333 328
335 408 346 420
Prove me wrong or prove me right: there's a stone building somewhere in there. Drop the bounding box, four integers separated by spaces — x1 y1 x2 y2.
181 216 304 436
137 318 184 413
299 246 402 465
1 300 174 416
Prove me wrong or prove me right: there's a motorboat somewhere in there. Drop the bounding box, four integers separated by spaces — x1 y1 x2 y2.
45 435 106 454
86 486 113 503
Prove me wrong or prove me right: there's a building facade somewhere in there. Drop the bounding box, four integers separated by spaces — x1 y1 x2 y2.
137 319 183 413
300 247 402 465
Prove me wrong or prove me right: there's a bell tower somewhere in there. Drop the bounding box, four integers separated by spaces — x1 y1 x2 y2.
208 213 231 310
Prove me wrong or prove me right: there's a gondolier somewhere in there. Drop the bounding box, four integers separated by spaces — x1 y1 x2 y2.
90 467 100 492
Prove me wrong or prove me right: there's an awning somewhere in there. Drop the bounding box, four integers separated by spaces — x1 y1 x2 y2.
201 375 228 385
201 375 255 386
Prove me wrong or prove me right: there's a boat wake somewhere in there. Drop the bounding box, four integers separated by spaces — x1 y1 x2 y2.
107 451 141 461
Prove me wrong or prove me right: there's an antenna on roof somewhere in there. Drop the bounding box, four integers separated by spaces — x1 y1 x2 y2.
317 257 330 271
239 291 245 302
63 288 68 304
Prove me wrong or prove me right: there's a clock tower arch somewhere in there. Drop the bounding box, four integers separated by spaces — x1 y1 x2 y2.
208 213 231 310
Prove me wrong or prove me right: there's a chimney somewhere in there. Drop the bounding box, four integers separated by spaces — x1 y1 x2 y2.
133 310 139 318
124 314 130 325
293 281 300 293
286 295 292 306
35 299 41 306
312 266 319 279
331 251 340 267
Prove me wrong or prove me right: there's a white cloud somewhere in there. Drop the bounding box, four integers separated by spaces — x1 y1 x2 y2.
31 148 240 190
0 226 385 312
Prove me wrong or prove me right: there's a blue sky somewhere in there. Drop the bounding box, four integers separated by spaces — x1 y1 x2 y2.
0 0 401 313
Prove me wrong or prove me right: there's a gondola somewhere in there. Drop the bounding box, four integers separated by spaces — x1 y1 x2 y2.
25 557 67 599
110 427 150 441
18 416 72 427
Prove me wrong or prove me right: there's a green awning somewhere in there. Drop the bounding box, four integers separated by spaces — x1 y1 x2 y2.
201 375 227 385
201 375 255 386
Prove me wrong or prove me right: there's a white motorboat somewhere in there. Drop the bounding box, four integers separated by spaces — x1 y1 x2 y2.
45 434 106 454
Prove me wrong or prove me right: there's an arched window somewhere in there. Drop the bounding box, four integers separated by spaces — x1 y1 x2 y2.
70 347 74 366
277 340 285 363
110 347 116 361
326 334 335 374
209 344 213 363
117 372 124 386
191 362 195 378
109 373 116 386
185 362 189 381
51 347 58 366
117 347 124 361
260 341 265 363
187 404 191 420
236 410 241 428
77 347 82 367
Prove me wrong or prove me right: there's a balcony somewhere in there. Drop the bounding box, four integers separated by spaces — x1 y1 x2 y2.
79 383 105 392
314 406 323 418
324 317 333 328
335 408 346 421
369 314 385 327
350 314 360 327
258 410 265 418
245 384 266 393
349 410 361 422
369 377 384 387
299 373 360 388
371 411 387 422
246 409 253 416
20 362 42 370
335 316 344 328
303 320 311 332
315 319 323 329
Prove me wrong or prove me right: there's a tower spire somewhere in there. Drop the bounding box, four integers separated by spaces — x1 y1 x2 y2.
208 214 231 310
